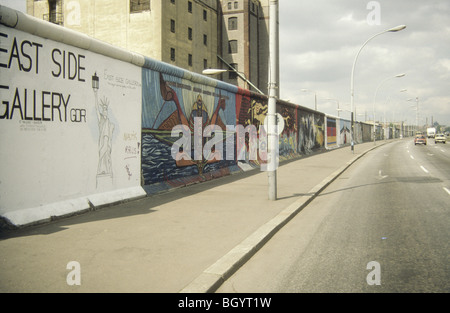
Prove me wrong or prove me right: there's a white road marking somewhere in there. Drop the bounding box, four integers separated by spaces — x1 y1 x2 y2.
410 155 415 160
443 187 450 196
420 166 429 174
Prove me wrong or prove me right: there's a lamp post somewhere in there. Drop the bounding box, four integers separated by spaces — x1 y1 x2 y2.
326 98 340 117
372 73 406 145
350 24 406 153
407 97 419 131
301 89 317 111
267 0 279 201
206 2 279 201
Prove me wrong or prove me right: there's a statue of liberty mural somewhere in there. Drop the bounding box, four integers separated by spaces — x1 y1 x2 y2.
92 73 115 187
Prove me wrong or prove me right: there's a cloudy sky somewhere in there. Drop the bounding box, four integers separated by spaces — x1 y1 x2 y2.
279 0 450 127
1 0 449 126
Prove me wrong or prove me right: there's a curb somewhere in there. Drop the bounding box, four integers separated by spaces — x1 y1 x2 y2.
179 142 385 293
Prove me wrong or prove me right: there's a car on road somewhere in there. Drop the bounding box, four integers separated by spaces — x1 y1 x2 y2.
414 135 427 145
435 133 446 144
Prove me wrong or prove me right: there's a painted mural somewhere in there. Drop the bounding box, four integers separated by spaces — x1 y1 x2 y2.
141 69 237 190
361 123 372 143
375 125 383 140
1 7 412 228
340 119 351 145
235 91 268 167
297 110 325 154
353 123 363 144
326 117 337 148
277 104 298 159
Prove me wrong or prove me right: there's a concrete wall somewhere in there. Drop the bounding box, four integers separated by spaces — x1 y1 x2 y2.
0 6 145 227
0 6 389 228
326 116 338 149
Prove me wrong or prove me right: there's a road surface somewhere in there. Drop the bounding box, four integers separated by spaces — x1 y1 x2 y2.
217 139 450 292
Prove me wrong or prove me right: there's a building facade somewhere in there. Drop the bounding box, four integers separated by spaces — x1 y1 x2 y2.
26 0 270 94
219 0 269 94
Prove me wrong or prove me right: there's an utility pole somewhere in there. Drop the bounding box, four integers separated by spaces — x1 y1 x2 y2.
267 0 279 201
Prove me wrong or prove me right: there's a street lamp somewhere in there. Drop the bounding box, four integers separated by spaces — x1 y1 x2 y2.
205 55 265 95
372 73 406 145
350 24 406 153
337 107 352 119
382 89 407 140
326 98 340 117
301 89 317 111
202 68 264 95
407 97 420 131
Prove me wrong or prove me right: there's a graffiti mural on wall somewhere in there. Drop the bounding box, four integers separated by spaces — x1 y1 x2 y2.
354 123 364 144
235 92 267 166
278 105 298 159
362 123 372 143
327 117 337 148
298 110 325 154
141 70 237 188
340 119 351 145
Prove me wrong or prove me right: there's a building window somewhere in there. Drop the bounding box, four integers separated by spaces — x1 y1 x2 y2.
204 59 208 69
43 0 63 25
228 17 238 30
203 9 207 21
188 27 193 40
228 40 238 54
234 1 238 9
229 64 238 80
188 1 192 13
188 54 193 67
171 19 176 33
170 48 176 61
250 1 258 14
170 0 175 3
203 34 207 46
227 2 232 10
130 0 150 13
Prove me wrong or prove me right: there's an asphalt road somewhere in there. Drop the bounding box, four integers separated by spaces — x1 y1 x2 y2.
217 139 450 293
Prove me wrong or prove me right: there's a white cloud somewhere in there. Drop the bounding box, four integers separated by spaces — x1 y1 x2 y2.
279 0 450 126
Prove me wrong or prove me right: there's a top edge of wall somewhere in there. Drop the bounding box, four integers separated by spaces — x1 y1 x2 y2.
0 5 256 96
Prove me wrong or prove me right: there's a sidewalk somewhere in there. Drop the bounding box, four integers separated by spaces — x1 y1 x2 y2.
0 141 386 293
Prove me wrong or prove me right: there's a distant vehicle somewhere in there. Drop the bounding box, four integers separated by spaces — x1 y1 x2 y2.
415 135 427 145
427 127 436 138
435 133 446 144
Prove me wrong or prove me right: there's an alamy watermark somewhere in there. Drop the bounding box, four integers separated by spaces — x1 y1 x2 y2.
66 261 81 286
170 114 284 172
366 261 381 285
367 1 381 26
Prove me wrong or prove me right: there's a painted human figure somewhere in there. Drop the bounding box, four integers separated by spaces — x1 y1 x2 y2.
94 92 115 177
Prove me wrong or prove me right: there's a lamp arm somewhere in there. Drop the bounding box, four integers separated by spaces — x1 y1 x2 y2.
217 55 265 95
